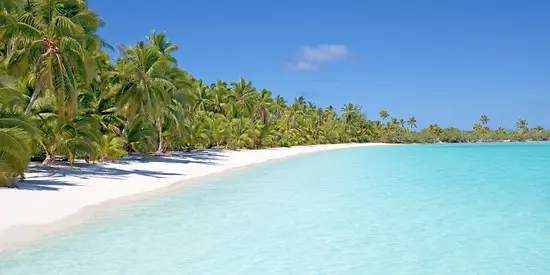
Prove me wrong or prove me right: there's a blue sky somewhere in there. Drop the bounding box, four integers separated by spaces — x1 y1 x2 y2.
91 0 549 129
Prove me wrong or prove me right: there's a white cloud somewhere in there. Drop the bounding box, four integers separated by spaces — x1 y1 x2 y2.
285 61 323 72
284 44 351 73
300 45 350 62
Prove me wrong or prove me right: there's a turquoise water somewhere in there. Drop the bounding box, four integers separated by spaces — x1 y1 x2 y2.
2 143 550 274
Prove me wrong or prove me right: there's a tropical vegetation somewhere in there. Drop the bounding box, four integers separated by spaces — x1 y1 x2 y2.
0 1 548 187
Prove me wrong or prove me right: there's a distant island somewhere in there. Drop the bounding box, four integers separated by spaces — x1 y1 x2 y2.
0 1 547 187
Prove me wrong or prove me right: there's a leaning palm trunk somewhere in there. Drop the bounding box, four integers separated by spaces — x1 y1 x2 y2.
25 78 42 114
41 154 53 166
25 54 45 114
40 142 53 166
122 115 131 135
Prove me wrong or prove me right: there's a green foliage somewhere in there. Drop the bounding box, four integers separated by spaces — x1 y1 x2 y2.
0 112 35 187
124 120 156 154
0 70 35 186
439 127 472 143
40 116 101 166
230 117 258 149
93 134 127 161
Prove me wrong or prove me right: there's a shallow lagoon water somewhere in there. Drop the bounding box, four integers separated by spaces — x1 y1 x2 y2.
1 143 550 274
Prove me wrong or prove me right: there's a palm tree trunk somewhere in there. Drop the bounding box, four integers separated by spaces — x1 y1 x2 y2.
41 152 53 166
25 54 45 114
316 120 321 135
39 142 53 166
25 78 42 114
7 37 17 55
156 117 163 153
122 115 131 135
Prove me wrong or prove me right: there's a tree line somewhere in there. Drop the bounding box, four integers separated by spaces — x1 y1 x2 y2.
0 0 547 187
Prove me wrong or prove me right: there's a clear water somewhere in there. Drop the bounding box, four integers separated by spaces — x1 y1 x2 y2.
2 143 550 274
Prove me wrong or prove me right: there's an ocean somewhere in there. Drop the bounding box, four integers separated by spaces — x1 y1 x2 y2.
1 143 549 274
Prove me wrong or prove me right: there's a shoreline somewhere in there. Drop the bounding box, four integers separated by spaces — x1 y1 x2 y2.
0 143 390 253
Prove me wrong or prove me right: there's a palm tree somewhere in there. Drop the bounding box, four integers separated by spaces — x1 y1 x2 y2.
0 112 35 187
515 118 528 132
287 97 305 131
206 114 230 148
295 96 306 109
272 95 286 119
112 42 175 152
40 115 101 166
324 105 337 121
2 0 103 118
379 110 389 123
78 78 124 135
0 70 36 184
480 114 489 126
210 80 228 114
390 117 399 127
189 80 211 112
341 103 355 124
230 117 258 148
407 116 417 131
473 123 482 133
312 107 324 138
93 134 127 161
146 30 178 62
341 103 361 140
398 118 405 129
229 77 257 118
0 73 36 186
427 124 442 136
256 88 273 124
124 119 156 153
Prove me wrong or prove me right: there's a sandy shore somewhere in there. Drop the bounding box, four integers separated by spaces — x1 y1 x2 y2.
0 143 389 251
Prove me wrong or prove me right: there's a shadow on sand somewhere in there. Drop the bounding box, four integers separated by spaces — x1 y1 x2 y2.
126 149 227 164
17 150 226 191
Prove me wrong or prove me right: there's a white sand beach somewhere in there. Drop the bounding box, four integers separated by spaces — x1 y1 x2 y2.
0 143 389 251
